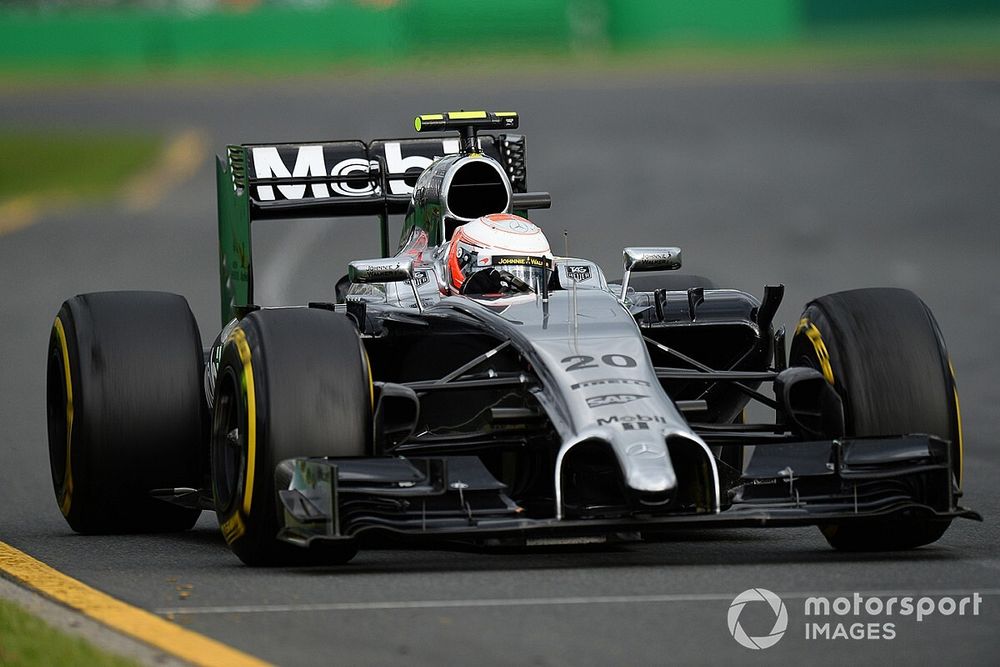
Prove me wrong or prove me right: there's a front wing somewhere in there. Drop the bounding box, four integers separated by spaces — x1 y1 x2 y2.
275 435 979 547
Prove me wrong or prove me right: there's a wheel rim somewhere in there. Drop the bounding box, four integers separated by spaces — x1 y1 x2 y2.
46 345 68 491
212 370 244 512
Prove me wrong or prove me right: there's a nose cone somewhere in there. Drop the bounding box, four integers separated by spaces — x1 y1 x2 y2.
621 441 677 493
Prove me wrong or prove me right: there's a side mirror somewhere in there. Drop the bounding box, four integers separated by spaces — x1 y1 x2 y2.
620 247 682 303
348 257 423 313
349 257 414 284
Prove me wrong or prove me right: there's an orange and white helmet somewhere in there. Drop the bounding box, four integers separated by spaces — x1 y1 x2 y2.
446 214 552 295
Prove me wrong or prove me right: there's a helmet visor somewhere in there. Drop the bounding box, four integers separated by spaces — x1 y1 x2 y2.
463 255 552 296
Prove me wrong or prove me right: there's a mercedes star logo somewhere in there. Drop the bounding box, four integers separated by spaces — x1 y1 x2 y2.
626 442 665 459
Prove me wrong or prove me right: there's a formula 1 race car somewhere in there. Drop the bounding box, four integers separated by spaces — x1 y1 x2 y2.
46 111 978 565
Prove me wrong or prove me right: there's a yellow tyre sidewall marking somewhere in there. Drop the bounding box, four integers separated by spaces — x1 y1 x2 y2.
796 317 835 385
220 327 256 544
53 317 74 516
362 341 374 412
0 542 271 667
949 359 964 487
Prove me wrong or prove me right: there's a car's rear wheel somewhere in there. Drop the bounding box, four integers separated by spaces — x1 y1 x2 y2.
788 288 961 551
211 308 372 566
46 292 204 533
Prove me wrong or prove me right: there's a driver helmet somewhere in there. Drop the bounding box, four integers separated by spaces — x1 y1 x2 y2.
446 213 552 295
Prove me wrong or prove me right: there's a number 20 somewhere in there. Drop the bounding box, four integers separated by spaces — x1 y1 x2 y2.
561 354 637 371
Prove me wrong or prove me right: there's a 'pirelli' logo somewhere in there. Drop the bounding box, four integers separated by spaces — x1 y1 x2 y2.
570 378 650 390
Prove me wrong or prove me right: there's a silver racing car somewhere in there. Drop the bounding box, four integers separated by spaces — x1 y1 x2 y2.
46 111 978 565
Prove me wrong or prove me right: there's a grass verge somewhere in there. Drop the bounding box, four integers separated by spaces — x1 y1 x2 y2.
0 17 998 90
0 597 139 667
0 130 161 202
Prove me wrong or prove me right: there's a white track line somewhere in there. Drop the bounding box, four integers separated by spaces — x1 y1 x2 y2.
157 588 1000 616
970 559 1000 572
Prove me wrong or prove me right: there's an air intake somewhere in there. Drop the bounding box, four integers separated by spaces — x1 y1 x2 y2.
444 160 511 220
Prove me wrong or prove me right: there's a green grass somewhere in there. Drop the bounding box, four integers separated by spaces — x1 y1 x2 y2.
0 130 161 201
0 597 140 667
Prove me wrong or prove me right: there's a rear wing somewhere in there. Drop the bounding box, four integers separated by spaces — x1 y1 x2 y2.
215 134 538 324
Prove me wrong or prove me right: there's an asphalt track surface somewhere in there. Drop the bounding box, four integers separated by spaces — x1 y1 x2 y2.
2 68 999 665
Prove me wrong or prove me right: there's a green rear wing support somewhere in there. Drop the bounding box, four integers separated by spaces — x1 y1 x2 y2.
216 146 252 326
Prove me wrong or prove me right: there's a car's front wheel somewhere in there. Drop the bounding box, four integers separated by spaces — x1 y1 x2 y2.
789 288 961 551
211 308 372 566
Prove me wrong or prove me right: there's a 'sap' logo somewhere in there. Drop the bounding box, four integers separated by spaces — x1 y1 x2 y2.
586 393 646 408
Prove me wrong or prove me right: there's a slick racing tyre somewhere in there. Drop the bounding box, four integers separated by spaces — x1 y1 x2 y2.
46 292 204 533
211 308 372 566
789 288 961 551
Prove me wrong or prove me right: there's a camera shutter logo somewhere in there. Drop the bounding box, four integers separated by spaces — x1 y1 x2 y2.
728 588 788 650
